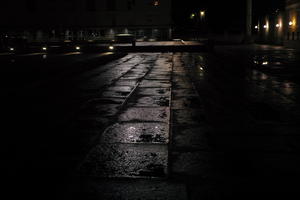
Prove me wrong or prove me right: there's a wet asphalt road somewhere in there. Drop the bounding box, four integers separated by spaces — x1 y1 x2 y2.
1 45 300 199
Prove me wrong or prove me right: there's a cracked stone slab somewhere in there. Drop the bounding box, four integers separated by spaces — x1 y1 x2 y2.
128 96 170 107
101 123 169 144
68 179 187 200
173 109 206 125
119 107 170 122
136 88 171 96
80 143 168 178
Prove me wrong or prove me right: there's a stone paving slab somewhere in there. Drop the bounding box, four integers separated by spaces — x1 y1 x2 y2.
173 109 206 125
136 88 171 96
114 79 138 87
172 89 199 98
102 90 130 98
68 179 187 200
172 97 204 110
101 123 169 144
171 151 225 179
119 107 170 122
145 74 171 80
80 143 168 178
172 126 211 151
172 81 194 89
128 95 170 107
139 80 171 88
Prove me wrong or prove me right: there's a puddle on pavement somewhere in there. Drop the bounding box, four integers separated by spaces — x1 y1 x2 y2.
119 107 170 122
101 123 169 144
80 143 168 178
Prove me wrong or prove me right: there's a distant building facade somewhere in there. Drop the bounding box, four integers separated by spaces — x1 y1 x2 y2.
285 0 300 46
0 0 172 43
255 0 300 47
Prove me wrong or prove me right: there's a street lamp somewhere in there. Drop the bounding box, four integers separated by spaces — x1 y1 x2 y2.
200 11 205 17
190 13 196 19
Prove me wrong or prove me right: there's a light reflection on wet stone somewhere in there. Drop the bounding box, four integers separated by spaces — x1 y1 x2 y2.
80 143 168 178
119 107 170 122
140 80 171 88
101 123 169 144
129 96 170 107
136 88 171 96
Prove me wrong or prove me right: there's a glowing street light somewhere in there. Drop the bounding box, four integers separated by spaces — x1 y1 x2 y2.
9 47 14 51
255 25 259 29
200 11 205 17
42 47 47 51
109 45 114 50
289 21 294 26
190 13 196 19
276 23 281 28
75 46 81 51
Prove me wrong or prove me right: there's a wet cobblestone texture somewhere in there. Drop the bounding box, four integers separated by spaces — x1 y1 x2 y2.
65 53 188 200
63 48 300 199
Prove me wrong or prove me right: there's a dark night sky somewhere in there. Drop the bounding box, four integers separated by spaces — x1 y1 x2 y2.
172 0 285 33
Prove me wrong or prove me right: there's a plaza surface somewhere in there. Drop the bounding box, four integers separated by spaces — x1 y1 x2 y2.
1 44 300 199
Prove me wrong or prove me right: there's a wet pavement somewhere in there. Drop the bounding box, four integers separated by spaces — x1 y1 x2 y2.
2 45 300 199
